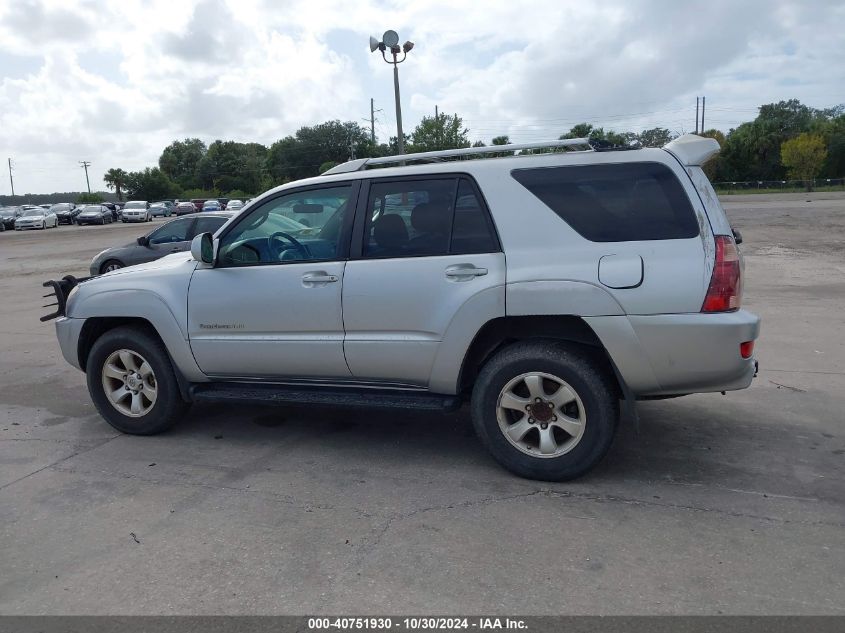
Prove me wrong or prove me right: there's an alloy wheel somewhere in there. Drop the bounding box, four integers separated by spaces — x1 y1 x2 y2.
101 349 157 417
496 372 586 458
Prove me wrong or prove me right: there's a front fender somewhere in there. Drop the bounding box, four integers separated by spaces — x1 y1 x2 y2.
69 288 206 382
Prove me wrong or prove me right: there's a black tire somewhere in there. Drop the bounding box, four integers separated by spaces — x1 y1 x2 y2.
100 259 124 274
86 326 190 435
470 341 619 482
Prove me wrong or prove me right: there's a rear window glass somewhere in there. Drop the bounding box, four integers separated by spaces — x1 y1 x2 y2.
511 162 699 242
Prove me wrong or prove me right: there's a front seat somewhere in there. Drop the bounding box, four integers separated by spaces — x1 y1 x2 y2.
372 214 409 256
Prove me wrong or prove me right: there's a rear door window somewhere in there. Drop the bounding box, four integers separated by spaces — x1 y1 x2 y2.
362 176 499 258
148 218 192 244
193 216 229 236
511 162 699 242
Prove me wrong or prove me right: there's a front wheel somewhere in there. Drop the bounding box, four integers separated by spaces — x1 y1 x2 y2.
41 221 46 230
87 326 189 435
471 341 619 481
100 259 124 273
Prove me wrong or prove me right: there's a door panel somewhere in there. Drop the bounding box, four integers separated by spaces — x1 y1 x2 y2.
343 253 505 386
187 183 355 378
188 262 349 378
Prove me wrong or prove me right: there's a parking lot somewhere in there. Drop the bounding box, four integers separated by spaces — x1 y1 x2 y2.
0 194 843 615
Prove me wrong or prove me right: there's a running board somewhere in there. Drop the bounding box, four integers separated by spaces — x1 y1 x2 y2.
189 382 462 412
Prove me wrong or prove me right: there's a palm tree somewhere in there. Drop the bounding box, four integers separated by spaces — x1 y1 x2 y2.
103 168 128 201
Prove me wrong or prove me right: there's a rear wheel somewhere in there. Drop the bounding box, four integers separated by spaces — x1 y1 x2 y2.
471 341 619 481
87 326 189 435
41 221 46 230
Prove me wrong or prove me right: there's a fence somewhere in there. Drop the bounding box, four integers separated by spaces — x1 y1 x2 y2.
712 178 845 194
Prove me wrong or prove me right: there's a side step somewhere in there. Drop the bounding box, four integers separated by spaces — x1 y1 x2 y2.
189 382 462 412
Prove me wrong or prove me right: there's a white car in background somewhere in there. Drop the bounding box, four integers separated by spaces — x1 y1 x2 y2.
226 199 244 211
15 208 58 230
121 200 152 223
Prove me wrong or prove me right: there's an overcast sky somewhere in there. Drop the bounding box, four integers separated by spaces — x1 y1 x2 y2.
1 0 843 195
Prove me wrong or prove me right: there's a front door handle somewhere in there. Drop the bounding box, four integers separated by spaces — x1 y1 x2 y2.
302 272 339 286
445 264 488 280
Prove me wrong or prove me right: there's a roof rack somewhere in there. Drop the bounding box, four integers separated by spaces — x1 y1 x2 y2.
323 138 593 175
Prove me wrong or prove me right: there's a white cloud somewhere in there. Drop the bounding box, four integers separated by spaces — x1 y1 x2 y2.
0 0 842 194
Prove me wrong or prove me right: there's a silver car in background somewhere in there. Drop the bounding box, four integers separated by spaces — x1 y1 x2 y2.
15 208 58 230
121 200 151 222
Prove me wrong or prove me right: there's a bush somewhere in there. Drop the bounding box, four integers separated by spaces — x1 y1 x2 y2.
76 192 104 204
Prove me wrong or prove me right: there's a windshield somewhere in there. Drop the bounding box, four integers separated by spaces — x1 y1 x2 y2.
51 204 72 211
81 206 102 213
22 210 45 217
125 202 146 208
0 207 17 216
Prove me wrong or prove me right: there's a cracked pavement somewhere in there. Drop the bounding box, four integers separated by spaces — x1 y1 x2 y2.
0 194 843 614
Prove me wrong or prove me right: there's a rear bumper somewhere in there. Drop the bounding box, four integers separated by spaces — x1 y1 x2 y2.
586 309 761 396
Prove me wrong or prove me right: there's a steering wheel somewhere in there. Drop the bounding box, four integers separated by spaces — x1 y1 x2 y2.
268 231 309 260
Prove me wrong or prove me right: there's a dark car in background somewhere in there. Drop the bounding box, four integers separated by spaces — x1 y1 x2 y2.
0 206 24 229
89 212 233 274
51 203 79 225
101 202 120 221
76 205 114 225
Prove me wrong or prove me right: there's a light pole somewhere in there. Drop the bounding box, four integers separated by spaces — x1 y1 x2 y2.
370 30 414 155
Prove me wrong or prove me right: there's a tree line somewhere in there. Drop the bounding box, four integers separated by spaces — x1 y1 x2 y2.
3 98 839 206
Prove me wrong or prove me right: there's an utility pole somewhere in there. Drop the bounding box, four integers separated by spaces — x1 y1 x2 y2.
700 96 706 133
79 161 92 194
7 158 14 197
370 98 376 144
695 97 700 134
435 105 439 148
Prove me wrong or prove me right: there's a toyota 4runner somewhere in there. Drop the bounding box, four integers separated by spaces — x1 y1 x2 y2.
42 135 760 481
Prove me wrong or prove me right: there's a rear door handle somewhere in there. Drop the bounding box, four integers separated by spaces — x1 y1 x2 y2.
302 272 339 285
445 264 488 280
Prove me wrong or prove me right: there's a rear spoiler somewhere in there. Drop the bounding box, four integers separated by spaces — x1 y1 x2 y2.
664 133 720 166
40 275 90 322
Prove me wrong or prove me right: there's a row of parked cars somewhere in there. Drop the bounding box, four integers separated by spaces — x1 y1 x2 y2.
0 199 248 231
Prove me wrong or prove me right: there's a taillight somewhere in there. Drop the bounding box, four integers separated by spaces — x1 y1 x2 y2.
740 341 754 359
702 235 741 312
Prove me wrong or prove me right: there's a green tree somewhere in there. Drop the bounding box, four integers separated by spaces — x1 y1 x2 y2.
561 124 633 147
699 129 726 181
266 121 372 182
410 113 470 152
637 127 675 148
159 138 207 190
103 168 128 201
720 99 821 181
561 123 594 139
781 133 828 190
319 161 338 174
492 135 510 146
76 192 104 204
125 168 180 200
197 140 269 193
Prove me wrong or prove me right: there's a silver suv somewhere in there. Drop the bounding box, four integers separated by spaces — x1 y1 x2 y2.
42 135 759 481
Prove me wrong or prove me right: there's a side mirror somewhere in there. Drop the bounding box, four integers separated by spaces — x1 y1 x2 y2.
731 228 743 245
137 236 149 247
191 233 215 265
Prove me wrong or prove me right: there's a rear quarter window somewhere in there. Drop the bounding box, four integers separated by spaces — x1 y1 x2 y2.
511 162 699 242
